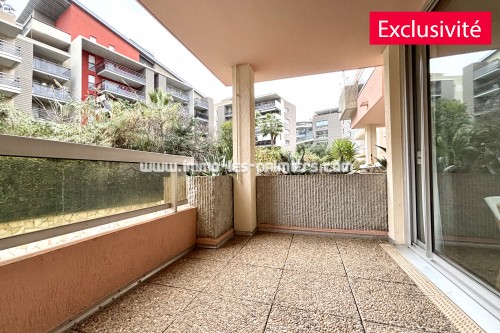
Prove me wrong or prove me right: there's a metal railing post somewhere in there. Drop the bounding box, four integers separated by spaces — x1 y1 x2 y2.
170 170 178 213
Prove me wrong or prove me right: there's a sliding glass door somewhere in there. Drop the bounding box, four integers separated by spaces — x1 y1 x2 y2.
410 0 500 295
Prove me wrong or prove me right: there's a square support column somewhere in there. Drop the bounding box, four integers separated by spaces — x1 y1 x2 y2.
383 46 406 245
232 64 257 234
365 125 377 163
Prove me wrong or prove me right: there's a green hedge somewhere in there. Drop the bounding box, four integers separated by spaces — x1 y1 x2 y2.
0 157 168 223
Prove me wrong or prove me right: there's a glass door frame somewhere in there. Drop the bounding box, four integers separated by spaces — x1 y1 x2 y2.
402 46 500 317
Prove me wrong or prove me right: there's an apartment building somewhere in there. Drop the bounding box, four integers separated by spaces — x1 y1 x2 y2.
463 50 500 116
216 93 296 150
296 108 354 146
339 66 386 163
0 0 213 129
430 73 463 101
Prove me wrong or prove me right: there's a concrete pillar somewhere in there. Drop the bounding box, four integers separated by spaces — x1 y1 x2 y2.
383 46 406 244
232 64 257 234
365 125 377 163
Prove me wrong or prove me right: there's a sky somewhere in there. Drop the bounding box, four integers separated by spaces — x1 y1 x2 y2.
8 0 352 121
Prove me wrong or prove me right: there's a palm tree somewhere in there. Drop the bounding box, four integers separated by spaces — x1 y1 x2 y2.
148 88 173 108
256 113 284 147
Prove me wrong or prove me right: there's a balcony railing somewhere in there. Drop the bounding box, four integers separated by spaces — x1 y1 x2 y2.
0 134 192 250
474 77 500 97
33 57 71 80
32 82 71 102
195 111 209 120
256 100 280 113
0 39 21 57
194 98 209 110
0 72 20 89
165 84 189 102
95 59 146 85
474 60 500 80
97 80 146 101
297 133 314 142
256 140 273 146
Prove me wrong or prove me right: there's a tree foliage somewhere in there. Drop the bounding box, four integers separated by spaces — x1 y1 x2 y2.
256 113 284 147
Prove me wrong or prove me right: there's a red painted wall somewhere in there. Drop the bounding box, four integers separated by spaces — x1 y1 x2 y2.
56 4 139 60
55 4 141 99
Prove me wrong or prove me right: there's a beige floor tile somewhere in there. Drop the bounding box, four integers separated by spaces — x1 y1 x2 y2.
364 322 427 333
285 240 345 276
275 270 357 317
149 257 226 291
74 283 197 333
204 262 282 304
342 251 414 284
165 293 270 333
264 305 364 333
292 234 339 250
233 234 292 268
186 236 250 262
350 278 459 333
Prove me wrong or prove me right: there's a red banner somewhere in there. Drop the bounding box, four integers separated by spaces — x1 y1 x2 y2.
370 12 492 45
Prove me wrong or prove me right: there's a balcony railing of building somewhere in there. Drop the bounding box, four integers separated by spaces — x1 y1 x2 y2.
166 84 189 103
194 98 209 110
297 133 314 142
0 39 21 58
474 60 500 80
0 72 20 89
32 82 71 102
95 59 146 85
33 57 71 80
195 111 209 121
297 122 313 128
256 100 280 114
0 134 192 251
96 80 146 101
474 77 500 98
256 140 272 146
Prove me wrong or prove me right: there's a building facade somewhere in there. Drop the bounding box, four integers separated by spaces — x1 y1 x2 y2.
0 0 213 129
296 108 355 146
340 66 386 163
216 93 296 150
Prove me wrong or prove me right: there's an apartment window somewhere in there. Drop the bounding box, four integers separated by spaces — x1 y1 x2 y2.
285 129 290 135
90 36 97 43
88 75 95 90
109 45 115 51
316 120 328 128
88 55 96 71
286 140 290 145
316 130 328 139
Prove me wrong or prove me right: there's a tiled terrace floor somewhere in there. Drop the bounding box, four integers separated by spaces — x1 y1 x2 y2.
69 233 460 333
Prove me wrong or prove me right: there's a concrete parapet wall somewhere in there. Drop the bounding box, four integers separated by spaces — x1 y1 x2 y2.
256 174 388 231
187 176 233 238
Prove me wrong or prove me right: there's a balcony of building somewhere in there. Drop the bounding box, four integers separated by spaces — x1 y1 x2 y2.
96 59 146 88
194 98 209 111
194 110 209 122
95 80 146 102
474 59 500 81
23 17 71 51
0 11 23 38
0 72 21 97
297 132 314 144
255 100 281 114
165 84 189 104
32 57 71 82
474 77 500 98
32 81 71 103
0 39 21 69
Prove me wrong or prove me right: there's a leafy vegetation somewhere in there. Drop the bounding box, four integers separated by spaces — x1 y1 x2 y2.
330 138 358 163
0 94 216 162
256 113 284 147
433 98 500 174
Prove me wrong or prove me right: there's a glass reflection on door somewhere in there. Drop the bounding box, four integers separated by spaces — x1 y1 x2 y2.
429 48 500 293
